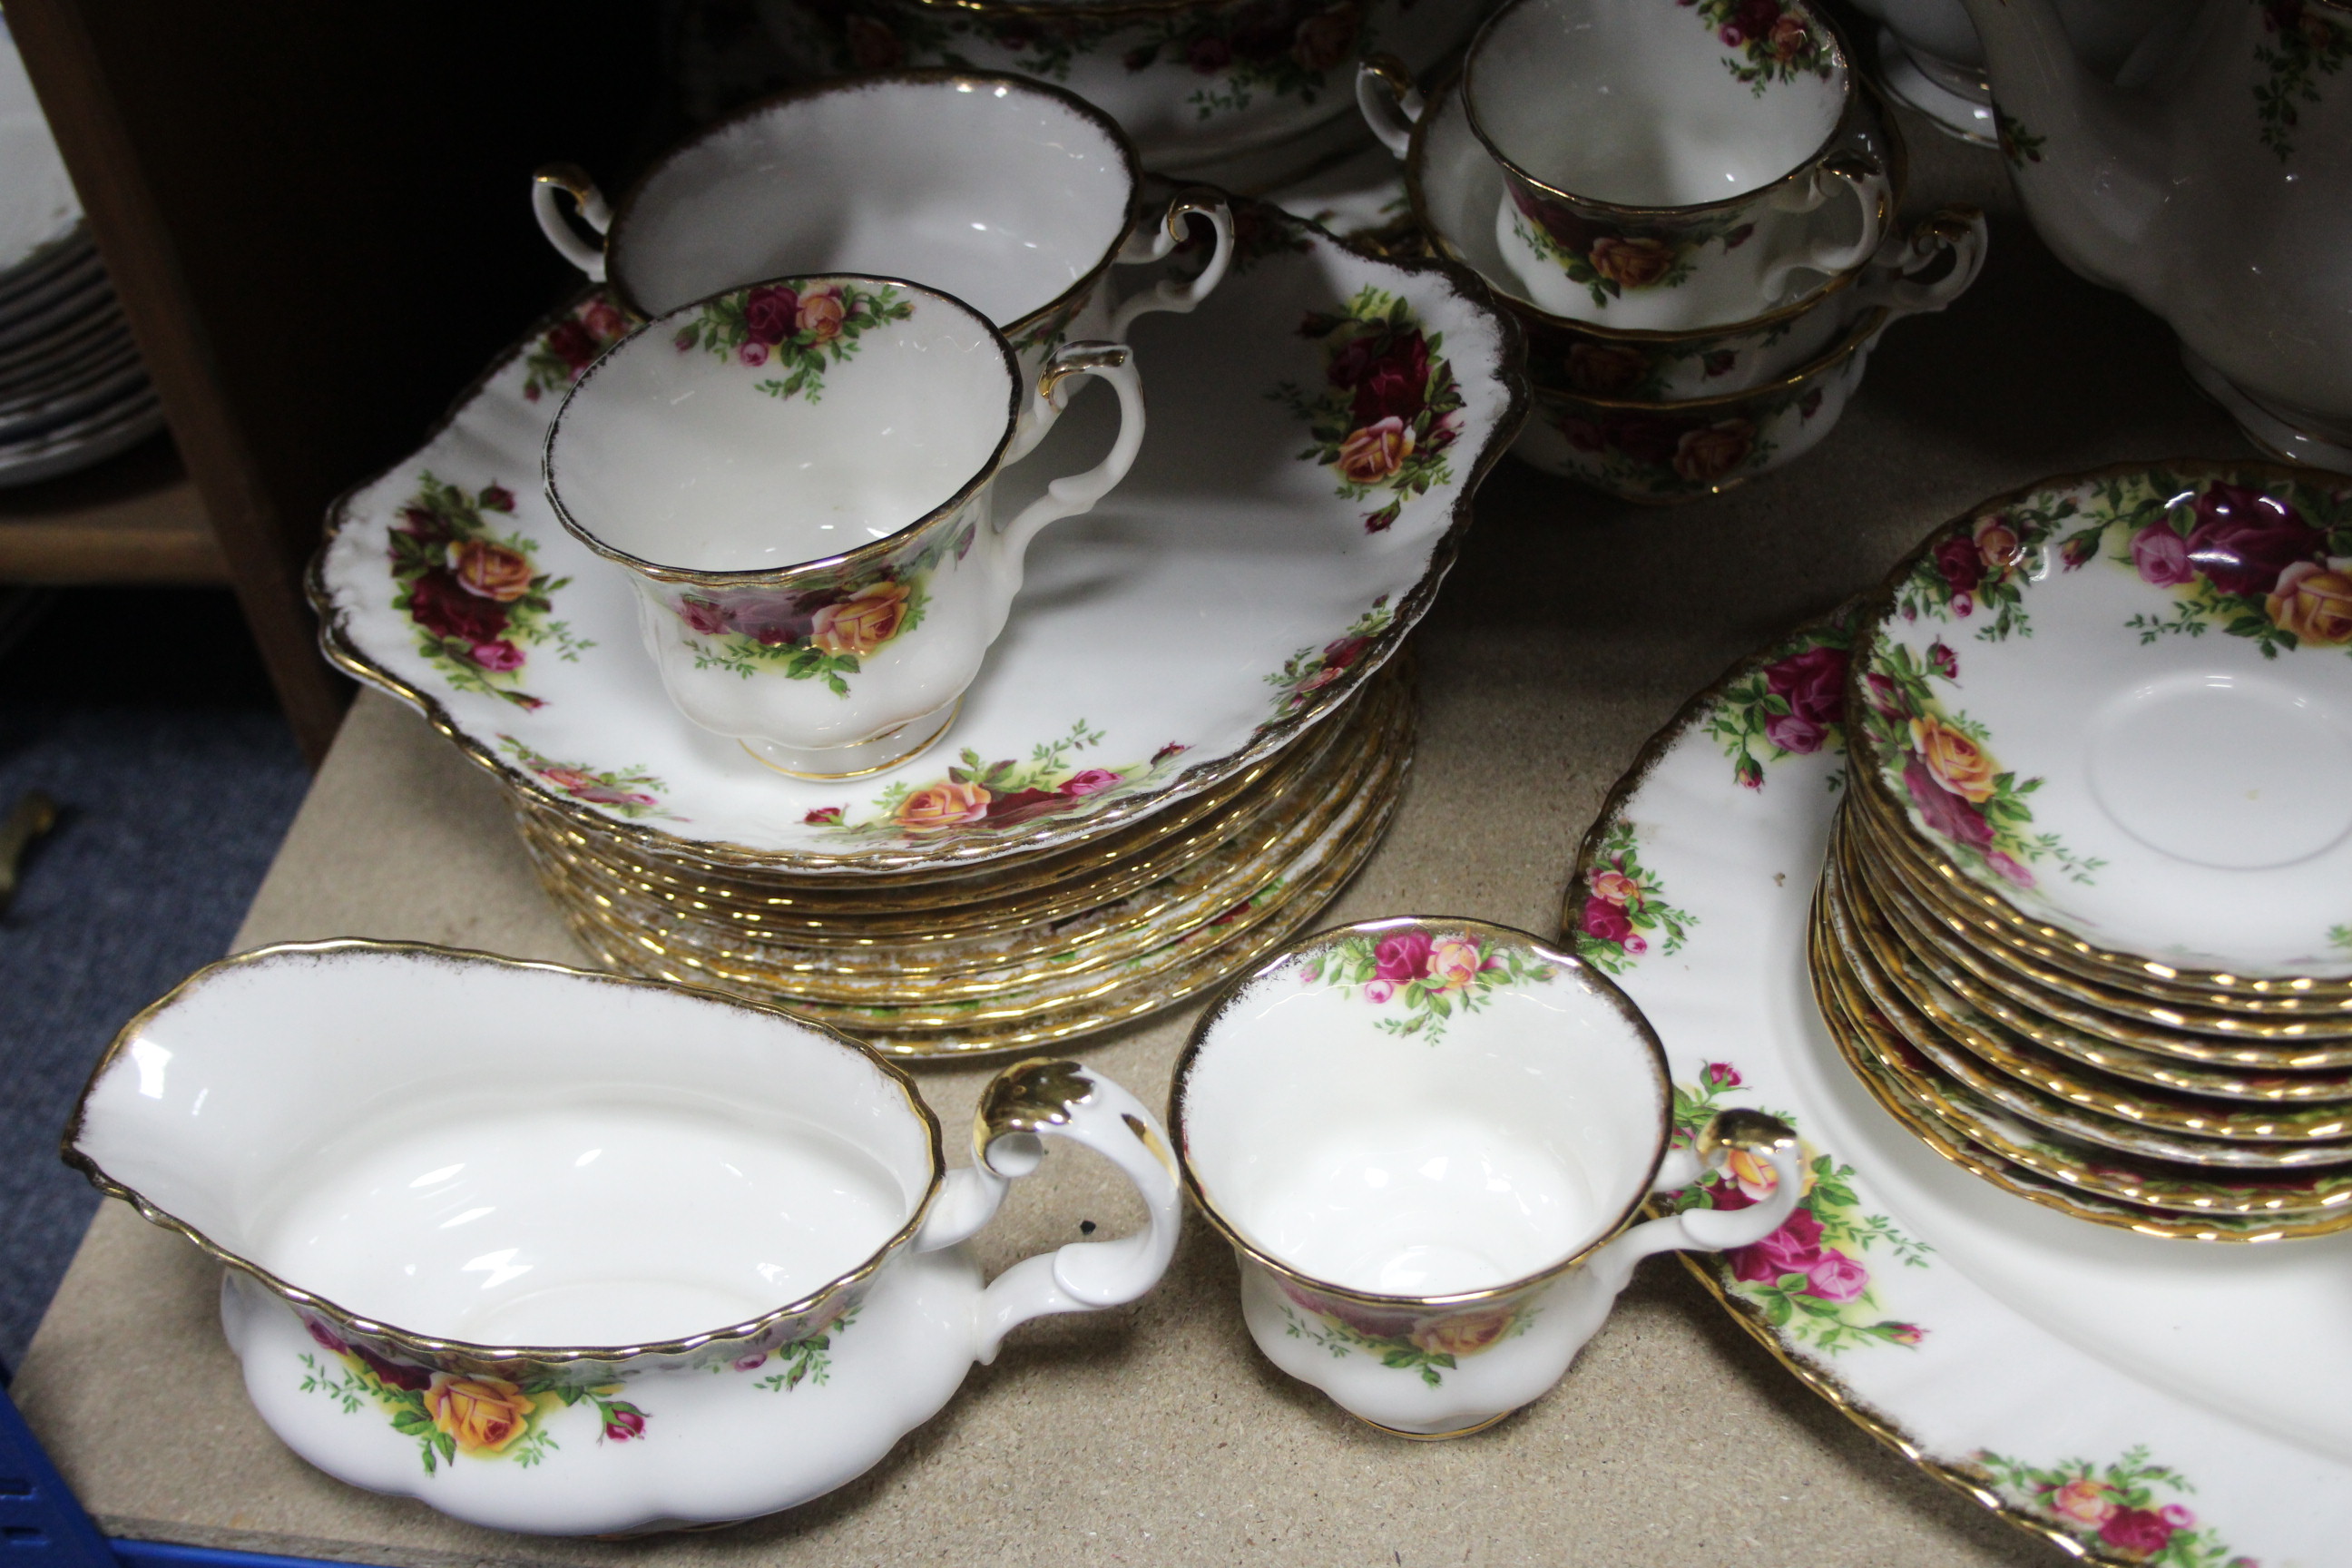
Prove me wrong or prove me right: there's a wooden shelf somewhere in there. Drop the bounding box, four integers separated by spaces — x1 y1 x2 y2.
0 432 225 584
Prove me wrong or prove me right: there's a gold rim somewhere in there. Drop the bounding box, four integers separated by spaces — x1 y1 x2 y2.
1170 916 1674 1312
1847 779 2352 1021
599 70 1143 341
1831 837 2352 1155
61 940 948 1367
544 273 1023 589
507 662 1392 925
1809 901 2349 1239
1462 0 1864 220
1843 458 2352 995
571 761 1408 1058
309 205 1529 879
519 696 1407 1002
1402 71 1915 342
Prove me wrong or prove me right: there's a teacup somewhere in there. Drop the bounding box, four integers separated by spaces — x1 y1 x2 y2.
1172 917 1801 1436
544 274 1144 779
1363 0 1887 329
65 941 1182 1536
1392 67 1987 400
531 71 1234 408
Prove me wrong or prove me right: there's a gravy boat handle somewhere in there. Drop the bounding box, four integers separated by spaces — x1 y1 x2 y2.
914 1058 1184 1363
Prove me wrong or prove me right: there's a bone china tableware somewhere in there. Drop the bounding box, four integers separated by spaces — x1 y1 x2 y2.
544 274 1145 779
65 942 1181 1535
748 0 1486 181
311 198 1521 874
1419 0 1888 328
1379 66 1987 402
530 71 1236 397
1955 0 2352 469
1562 603 2352 1565
1172 916 1802 1436
1846 463 2352 980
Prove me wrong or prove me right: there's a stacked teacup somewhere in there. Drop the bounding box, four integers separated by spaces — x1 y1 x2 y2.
1811 463 2352 1241
491 71 1452 1054
1359 0 1987 503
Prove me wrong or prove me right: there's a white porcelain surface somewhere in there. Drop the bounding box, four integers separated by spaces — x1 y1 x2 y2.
74 943 1183 1534
533 74 1238 395
0 15 81 279
1855 466 2352 975
313 201 1519 871
546 277 1144 776
750 0 1482 173
1176 917 1801 1434
1958 0 2352 446
1452 0 1887 328
1571 607 2352 1564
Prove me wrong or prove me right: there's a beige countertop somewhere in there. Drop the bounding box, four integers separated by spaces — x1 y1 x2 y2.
14 105 2259 1566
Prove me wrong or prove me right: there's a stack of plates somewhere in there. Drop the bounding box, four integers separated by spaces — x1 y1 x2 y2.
518 654 1412 1055
1809 461 2352 1240
0 15 162 487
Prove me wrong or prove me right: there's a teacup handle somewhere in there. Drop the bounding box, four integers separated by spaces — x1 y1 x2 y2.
1857 205 1989 319
911 1059 1183 1363
1758 152 1889 302
1109 188 1236 338
1003 341 1146 556
532 162 612 281
1356 54 1425 160
1583 1109 1806 1297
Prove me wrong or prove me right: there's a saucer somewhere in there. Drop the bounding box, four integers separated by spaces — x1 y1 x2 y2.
312 198 1523 876
1568 604 2352 1564
1850 462 2352 978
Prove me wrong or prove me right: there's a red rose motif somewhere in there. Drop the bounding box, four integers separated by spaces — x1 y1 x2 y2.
983 787 1076 827
469 639 524 671
407 568 509 644
1728 1205 1823 1284
1188 34 1234 72
304 1318 348 1355
1373 930 1434 982
544 319 600 372
1804 1249 1868 1301
678 596 731 636
1903 755 1994 849
1760 643 1846 756
743 284 800 347
355 1346 433 1392
602 1405 647 1442
1733 0 1780 39
478 485 516 514
1059 769 1121 798
1932 536 1983 594
1705 1062 1742 1088
2183 483 2323 596
1152 741 1188 765
802 806 844 827
1927 642 1957 679
1349 334 1431 426
2098 1508 2176 1557
1579 896 1633 946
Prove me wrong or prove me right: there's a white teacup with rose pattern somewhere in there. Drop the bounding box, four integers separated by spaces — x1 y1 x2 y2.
544 273 1143 779
1174 916 1803 1437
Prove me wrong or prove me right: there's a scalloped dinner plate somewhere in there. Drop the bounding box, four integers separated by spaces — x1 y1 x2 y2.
1565 604 2352 1568
311 199 1523 876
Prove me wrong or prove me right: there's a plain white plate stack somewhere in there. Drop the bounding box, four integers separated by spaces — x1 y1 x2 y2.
0 12 162 489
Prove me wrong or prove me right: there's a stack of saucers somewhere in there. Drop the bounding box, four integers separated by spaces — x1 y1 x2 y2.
1809 461 2352 1241
1357 0 1992 503
0 15 161 487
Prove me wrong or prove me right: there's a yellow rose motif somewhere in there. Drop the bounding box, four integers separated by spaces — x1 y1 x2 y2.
895 779 991 830
1588 867 1642 906
1671 419 1755 485
2050 1477 2118 1527
1338 416 1414 484
1409 1304 1520 1358
797 289 848 344
448 539 534 603
1907 712 1998 802
810 580 912 658
2266 559 2352 644
1426 936 1485 992
1587 235 1676 289
1973 515 2024 573
423 1373 537 1455
1724 1139 1818 1202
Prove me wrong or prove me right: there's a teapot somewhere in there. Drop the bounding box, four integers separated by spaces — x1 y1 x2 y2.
1959 0 2352 466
